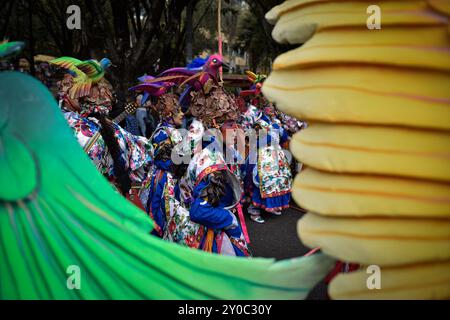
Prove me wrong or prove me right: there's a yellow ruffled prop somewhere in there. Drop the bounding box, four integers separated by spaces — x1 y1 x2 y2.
264 0 450 299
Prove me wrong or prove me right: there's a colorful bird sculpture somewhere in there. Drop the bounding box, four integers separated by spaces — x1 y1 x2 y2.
50 57 114 99
240 71 267 97
129 75 175 105
0 71 335 299
0 40 25 60
154 54 227 89
142 54 230 108
186 56 209 71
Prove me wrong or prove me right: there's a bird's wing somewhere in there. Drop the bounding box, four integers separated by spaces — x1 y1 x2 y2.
138 75 154 82
50 56 85 78
180 72 207 90
69 77 93 99
0 72 335 299
245 70 257 83
143 74 190 86
158 67 195 78
187 57 208 70
75 60 103 80
140 67 200 87
129 83 168 97
50 57 92 98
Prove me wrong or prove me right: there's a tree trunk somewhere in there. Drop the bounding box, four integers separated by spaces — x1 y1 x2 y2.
27 0 35 76
0 0 15 39
185 0 194 64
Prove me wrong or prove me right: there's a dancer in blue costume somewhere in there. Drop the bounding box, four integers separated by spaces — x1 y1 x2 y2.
181 84 251 256
238 71 292 223
143 94 184 237
246 97 293 224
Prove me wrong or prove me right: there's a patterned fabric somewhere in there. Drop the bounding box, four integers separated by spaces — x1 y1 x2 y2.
181 139 250 257
185 144 225 189
238 104 260 130
78 102 111 118
151 122 183 150
64 111 153 184
142 122 183 237
189 183 250 257
253 115 292 200
173 118 204 160
162 172 204 249
256 146 292 198
277 110 304 134
144 168 167 237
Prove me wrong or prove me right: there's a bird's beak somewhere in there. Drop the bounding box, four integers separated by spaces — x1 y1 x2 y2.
222 62 231 72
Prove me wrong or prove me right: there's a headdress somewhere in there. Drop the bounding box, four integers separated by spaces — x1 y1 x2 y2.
154 93 182 119
80 78 113 115
189 84 239 128
239 71 267 98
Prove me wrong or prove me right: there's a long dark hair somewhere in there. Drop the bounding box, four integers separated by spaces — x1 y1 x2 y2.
200 170 228 207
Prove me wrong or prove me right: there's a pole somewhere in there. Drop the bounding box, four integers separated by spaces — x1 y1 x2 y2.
217 0 223 83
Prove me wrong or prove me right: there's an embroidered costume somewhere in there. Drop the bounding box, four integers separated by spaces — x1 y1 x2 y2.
247 112 292 213
180 84 251 256
64 111 152 185
240 72 293 223
142 94 184 237
184 143 250 256
58 74 152 194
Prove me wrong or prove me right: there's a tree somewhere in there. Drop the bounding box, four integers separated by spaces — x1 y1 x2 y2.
236 0 296 72
0 0 290 97
33 0 90 57
89 0 195 100
0 0 15 39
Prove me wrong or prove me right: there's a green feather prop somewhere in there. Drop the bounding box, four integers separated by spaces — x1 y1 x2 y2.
0 72 335 299
49 57 107 99
0 41 25 60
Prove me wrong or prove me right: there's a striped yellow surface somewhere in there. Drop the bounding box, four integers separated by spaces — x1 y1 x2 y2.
266 0 450 299
267 1 448 44
293 168 450 218
273 27 450 72
329 260 450 299
291 124 450 181
263 66 450 130
298 213 450 266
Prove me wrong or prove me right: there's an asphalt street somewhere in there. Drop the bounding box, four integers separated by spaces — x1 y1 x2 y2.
244 206 309 259
243 205 329 300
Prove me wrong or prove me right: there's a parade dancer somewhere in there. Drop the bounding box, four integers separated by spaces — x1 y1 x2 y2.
238 71 293 224
61 83 152 197
246 96 292 223
51 55 153 197
238 70 266 131
142 94 185 237
180 84 251 256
